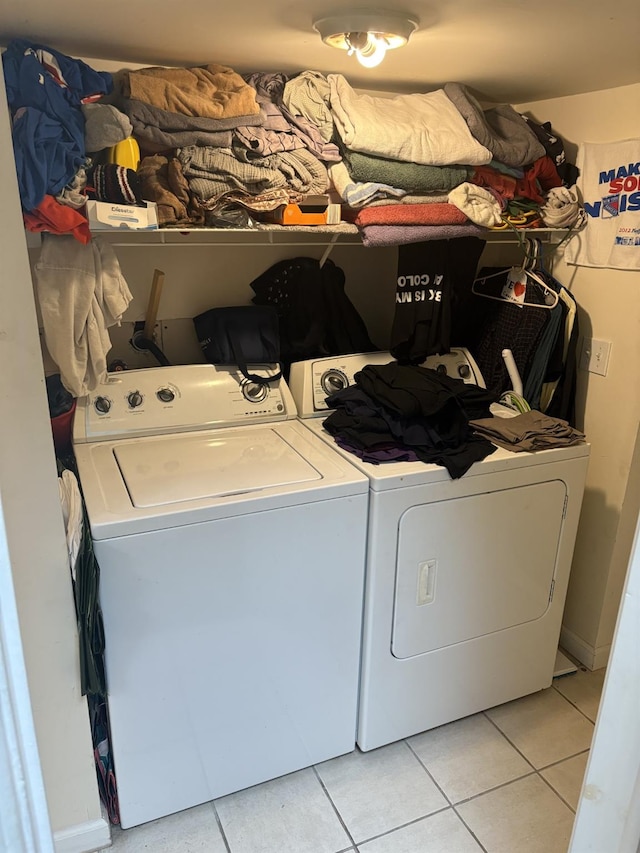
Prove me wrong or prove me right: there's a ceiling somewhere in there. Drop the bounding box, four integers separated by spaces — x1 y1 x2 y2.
2 0 639 104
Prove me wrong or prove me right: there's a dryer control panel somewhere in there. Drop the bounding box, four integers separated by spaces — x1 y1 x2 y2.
289 348 485 418
73 364 296 443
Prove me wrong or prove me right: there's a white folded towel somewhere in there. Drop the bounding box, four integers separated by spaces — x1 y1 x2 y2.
541 185 586 229
328 75 492 167
448 182 503 226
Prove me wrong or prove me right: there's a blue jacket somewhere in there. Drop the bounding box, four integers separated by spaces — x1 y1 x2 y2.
3 39 112 210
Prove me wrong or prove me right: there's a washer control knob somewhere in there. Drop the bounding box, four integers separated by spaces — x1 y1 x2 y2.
321 369 348 395
458 363 471 379
157 387 175 403
94 395 111 414
127 391 143 409
242 381 268 403
436 363 448 376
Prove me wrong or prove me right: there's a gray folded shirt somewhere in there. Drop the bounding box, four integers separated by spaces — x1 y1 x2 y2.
470 410 585 452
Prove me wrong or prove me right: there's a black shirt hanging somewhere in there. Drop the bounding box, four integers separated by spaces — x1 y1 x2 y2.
390 237 486 363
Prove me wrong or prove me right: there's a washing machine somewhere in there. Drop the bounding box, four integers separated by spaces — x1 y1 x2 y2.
289 352 590 751
72 363 368 828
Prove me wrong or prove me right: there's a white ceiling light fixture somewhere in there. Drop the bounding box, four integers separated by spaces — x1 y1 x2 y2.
314 10 418 69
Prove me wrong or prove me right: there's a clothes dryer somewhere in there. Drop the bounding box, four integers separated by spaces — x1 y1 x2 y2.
290 353 589 752
73 364 368 827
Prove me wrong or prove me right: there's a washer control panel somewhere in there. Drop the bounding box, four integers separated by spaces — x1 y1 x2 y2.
74 364 293 443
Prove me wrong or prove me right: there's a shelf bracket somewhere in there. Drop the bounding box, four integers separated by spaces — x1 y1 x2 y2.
319 233 339 268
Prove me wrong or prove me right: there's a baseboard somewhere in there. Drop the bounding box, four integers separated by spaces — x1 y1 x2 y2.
54 817 111 853
592 642 612 670
560 626 611 671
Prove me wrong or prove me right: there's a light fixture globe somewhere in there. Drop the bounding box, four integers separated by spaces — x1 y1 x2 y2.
313 10 418 67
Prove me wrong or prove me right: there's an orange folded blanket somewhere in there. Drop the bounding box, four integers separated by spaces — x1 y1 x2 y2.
354 203 468 227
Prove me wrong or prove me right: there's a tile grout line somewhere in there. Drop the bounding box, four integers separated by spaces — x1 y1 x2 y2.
551 682 600 725
481 709 539 770
317 741 456 851
404 738 490 853
406 725 572 840
404 738 454 806
311 765 359 851
482 700 595 772
536 766 580 815
451 804 490 853
351 807 453 848
537 747 590 773
450 765 577 851
452 769 538 807
210 800 233 853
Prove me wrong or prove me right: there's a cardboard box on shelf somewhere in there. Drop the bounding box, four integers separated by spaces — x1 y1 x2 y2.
261 196 342 226
86 200 158 231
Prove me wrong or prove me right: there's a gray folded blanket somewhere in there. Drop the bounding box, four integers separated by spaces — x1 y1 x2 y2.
178 145 328 203
121 98 261 151
444 83 546 167
122 98 263 133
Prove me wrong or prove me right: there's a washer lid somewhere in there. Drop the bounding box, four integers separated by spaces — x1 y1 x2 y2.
113 427 322 507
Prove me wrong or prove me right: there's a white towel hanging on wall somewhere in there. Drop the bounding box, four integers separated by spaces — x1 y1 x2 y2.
565 137 640 270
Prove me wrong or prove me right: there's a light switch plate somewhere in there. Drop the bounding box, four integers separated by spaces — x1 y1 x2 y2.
580 338 612 376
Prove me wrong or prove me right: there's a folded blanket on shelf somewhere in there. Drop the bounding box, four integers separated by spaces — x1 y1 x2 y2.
329 161 407 207
178 146 287 202
178 145 328 203
360 223 486 247
121 98 253 152
239 72 340 161
123 64 261 119
328 74 492 166
355 203 468 227
265 147 328 195
470 410 585 451
365 193 450 207
341 145 470 193
283 71 334 143
235 122 307 156
444 83 546 167
137 154 204 227
206 187 291 213
122 98 261 133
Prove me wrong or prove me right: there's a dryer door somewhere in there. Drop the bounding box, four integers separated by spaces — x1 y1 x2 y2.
391 480 566 659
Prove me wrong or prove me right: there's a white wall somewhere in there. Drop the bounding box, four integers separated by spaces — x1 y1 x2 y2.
0 63 103 840
516 83 640 667
569 505 640 852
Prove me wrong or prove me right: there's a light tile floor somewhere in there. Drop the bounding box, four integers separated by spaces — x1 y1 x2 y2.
104 665 603 853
